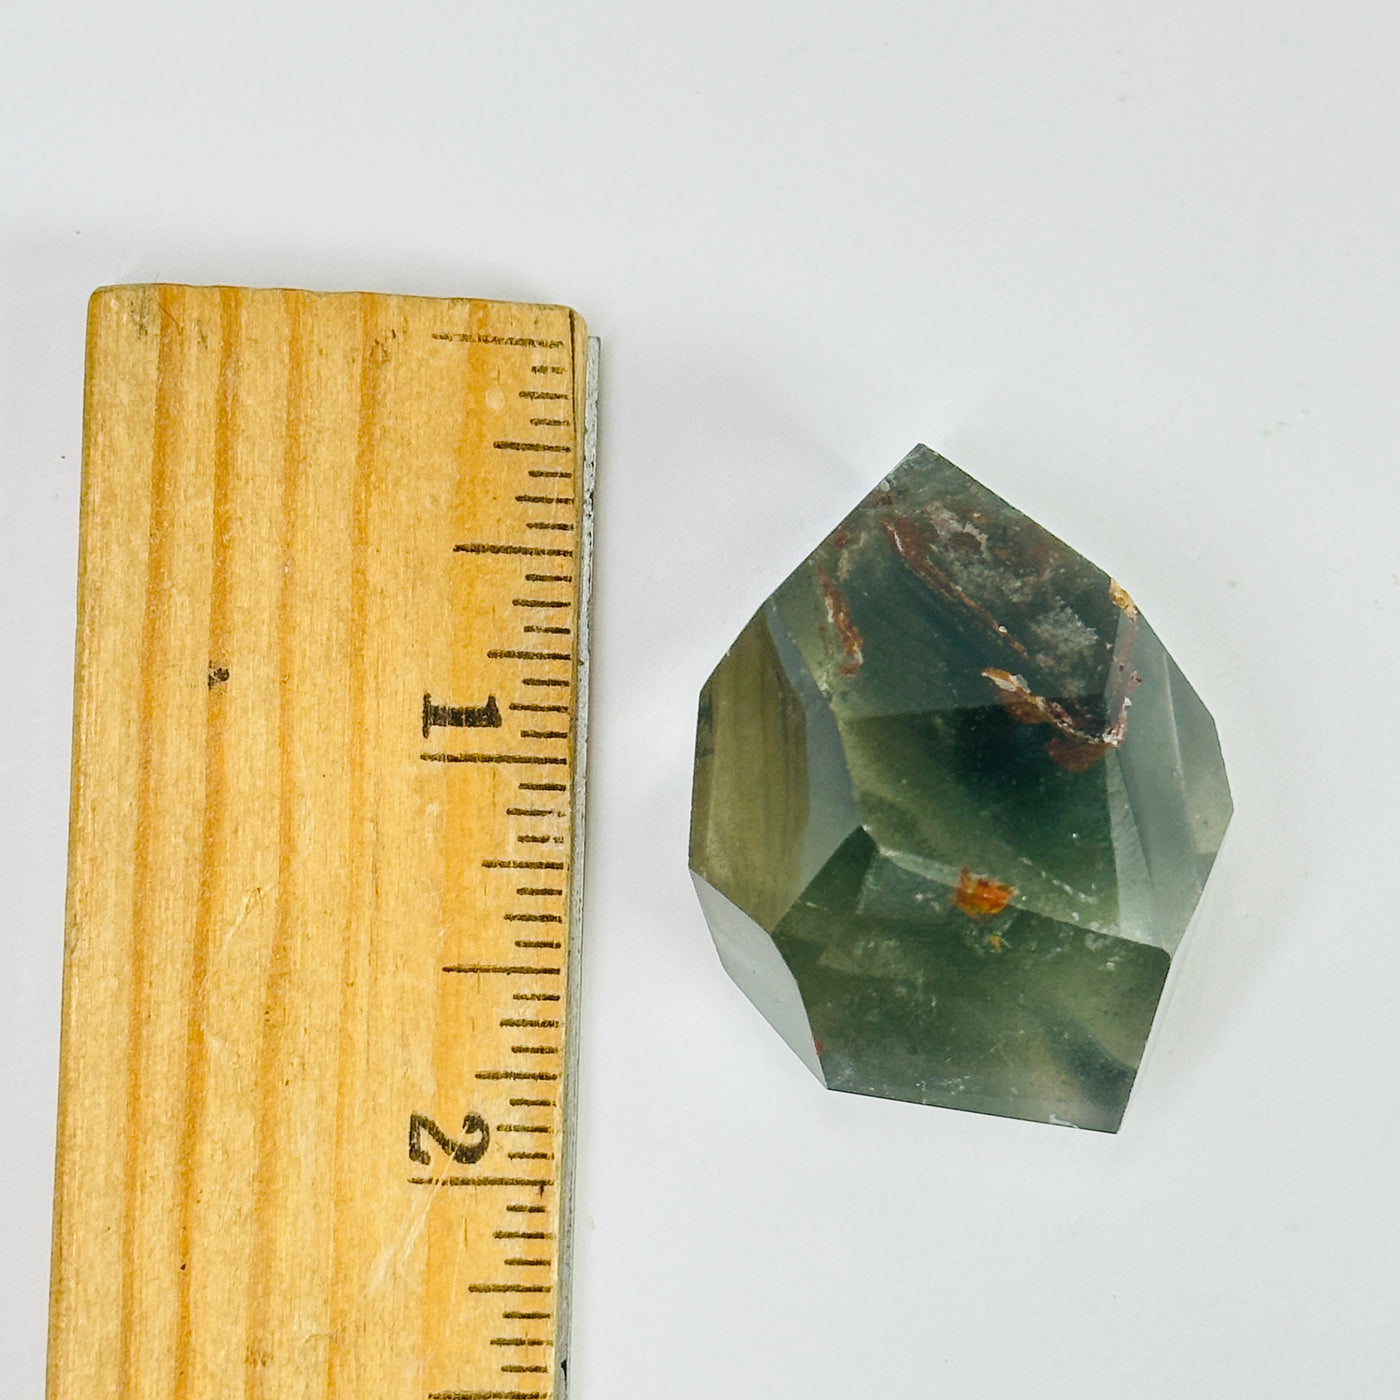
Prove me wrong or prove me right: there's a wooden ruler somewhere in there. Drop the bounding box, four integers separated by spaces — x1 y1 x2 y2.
48 285 595 1400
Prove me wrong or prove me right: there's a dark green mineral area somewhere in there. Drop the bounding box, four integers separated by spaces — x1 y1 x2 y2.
690 446 1231 1131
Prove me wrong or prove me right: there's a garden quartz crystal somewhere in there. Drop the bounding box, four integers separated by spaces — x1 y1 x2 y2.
689 446 1231 1132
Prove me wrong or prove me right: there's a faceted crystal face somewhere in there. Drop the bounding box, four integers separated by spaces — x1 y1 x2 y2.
690 446 1231 1132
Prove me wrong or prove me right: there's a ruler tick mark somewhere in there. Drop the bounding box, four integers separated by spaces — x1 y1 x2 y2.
494 440 571 452
428 1390 544 1400
444 965 561 976
431 332 565 348
422 752 567 765
455 542 573 558
408 1177 552 1188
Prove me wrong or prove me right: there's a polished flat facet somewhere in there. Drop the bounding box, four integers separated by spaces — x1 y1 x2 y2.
690 446 1231 1131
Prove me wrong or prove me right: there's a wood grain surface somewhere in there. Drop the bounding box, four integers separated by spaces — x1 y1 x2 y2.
49 285 591 1400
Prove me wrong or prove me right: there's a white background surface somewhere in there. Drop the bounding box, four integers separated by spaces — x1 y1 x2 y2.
4 3 1399 1396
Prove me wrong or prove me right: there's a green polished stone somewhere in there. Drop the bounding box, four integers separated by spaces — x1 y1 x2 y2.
689 446 1231 1131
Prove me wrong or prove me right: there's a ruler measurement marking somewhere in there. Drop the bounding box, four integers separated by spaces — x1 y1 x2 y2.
444 966 561 976
428 311 588 1400
427 1391 545 1400
428 1392 545 1400
448 312 572 1400
455 543 573 558
422 753 567 766
431 333 565 348
409 1177 552 1188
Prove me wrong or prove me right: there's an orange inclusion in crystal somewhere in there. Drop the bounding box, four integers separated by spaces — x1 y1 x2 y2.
953 866 1016 918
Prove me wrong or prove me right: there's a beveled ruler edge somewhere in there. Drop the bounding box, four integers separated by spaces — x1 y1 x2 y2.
554 335 598 1399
